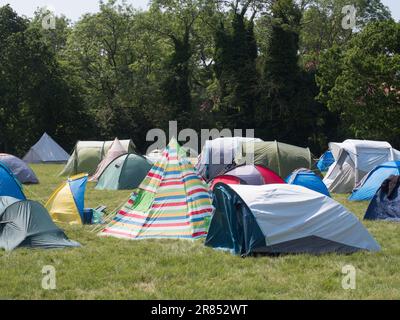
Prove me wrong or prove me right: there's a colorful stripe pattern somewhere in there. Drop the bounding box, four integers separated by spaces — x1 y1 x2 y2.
100 138 213 240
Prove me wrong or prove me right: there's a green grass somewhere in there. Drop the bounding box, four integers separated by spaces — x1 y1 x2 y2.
1 164 400 299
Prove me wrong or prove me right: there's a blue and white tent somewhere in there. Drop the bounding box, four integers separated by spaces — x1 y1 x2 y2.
206 183 380 256
0 162 26 200
317 151 334 172
349 161 400 201
286 168 330 197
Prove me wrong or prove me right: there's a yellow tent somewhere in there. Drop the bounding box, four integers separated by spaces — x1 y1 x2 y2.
46 174 88 225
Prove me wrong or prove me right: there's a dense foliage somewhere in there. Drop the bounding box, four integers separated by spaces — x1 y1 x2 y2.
0 0 397 156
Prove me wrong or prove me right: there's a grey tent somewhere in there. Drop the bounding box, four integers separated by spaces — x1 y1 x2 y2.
0 196 80 251
23 133 70 163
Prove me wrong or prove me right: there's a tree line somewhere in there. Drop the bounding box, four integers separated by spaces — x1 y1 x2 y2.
0 0 399 156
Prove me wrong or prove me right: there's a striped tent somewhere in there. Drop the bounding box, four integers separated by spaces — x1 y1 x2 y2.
100 138 213 240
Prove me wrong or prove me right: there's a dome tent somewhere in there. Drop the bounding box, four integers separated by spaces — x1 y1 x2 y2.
323 140 400 194
45 174 88 225
100 138 213 240
206 183 380 256
286 168 330 197
0 196 80 251
349 161 400 201
59 139 136 176
0 153 39 184
235 141 313 179
90 138 127 182
95 153 153 190
0 162 25 200
364 175 400 221
196 137 263 181
23 133 70 163
210 164 284 189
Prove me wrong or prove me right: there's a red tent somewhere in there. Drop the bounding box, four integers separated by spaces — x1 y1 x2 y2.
211 165 284 189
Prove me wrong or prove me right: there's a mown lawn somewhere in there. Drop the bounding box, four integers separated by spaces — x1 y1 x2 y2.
1 164 400 299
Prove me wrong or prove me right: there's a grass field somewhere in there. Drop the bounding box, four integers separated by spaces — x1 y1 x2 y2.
1 164 400 299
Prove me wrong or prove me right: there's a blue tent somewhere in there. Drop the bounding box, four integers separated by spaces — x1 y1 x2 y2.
364 175 400 221
286 168 330 197
349 161 400 201
317 151 334 172
0 163 26 200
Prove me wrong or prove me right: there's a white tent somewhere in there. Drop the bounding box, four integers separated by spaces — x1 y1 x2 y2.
23 133 70 163
206 183 380 255
196 137 262 180
323 139 400 193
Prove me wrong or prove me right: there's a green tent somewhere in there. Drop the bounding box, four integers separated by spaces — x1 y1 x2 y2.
95 153 153 190
59 139 136 176
0 196 80 251
235 141 313 178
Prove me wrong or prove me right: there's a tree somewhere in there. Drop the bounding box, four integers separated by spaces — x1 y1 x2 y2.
317 20 400 145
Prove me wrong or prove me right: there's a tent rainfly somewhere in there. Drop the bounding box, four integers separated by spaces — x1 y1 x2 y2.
323 140 400 194
286 168 330 197
235 141 313 179
99 138 213 240
59 139 136 176
317 151 335 172
23 133 70 163
0 196 80 251
206 183 380 256
0 153 39 184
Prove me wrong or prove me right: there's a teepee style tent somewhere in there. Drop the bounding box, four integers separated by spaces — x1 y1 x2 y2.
286 168 330 197
210 165 284 189
235 141 313 179
23 133 70 163
0 163 26 200
0 153 39 184
95 153 153 190
100 138 214 240
364 176 400 221
90 138 127 182
60 139 136 176
0 196 80 251
323 140 400 194
45 174 88 225
206 183 380 256
317 151 335 172
196 137 263 181
349 161 400 201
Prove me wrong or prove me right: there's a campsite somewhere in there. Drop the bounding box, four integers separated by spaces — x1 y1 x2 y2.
1 0 400 303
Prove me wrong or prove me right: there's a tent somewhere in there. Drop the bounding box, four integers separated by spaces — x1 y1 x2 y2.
0 196 80 251
100 138 213 240
196 137 263 181
317 151 334 172
45 174 88 225
364 175 400 221
23 133 70 163
0 162 26 200
210 165 284 189
205 183 380 256
90 138 127 182
349 161 400 201
0 153 39 184
95 153 153 190
59 139 136 176
286 168 330 197
323 140 400 194
235 141 313 179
